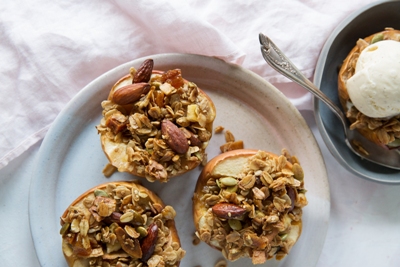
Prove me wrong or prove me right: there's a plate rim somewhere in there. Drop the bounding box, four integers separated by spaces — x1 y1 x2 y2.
29 53 331 266
313 0 400 184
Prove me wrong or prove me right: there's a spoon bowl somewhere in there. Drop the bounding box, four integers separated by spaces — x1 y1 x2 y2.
259 33 400 170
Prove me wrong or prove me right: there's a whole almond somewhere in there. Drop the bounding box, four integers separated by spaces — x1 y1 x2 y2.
133 59 154 83
112 82 151 105
141 223 158 262
211 203 247 219
161 120 189 154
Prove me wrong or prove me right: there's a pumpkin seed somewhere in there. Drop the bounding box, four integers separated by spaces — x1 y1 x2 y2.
279 233 288 241
228 219 242 231
59 223 70 236
136 226 148 237
94 189 110 198
371 33 384 44
255 210 265 218
226 185 238 193
298 189 307 194
292 163 304 181
219 177 237 187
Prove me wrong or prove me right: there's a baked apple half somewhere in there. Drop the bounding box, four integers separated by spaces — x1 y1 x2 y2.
97 59 216 182
193 149 307 264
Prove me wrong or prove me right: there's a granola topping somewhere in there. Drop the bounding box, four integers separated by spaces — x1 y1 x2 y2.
97 60 216 182
60 183 185 267
195 150 307 264
346 104 400 145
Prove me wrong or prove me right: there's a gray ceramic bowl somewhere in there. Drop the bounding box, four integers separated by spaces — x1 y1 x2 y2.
314 0 400 183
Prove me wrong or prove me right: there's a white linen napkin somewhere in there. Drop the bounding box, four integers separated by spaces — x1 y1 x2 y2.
0 0 378 168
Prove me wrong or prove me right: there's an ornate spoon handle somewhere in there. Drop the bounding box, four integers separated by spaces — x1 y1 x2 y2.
259 33 347 128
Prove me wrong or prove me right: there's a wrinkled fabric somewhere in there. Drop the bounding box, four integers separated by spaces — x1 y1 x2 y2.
0 0 378 168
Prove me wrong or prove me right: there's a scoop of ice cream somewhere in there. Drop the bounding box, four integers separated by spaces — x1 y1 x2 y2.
346 40 400 118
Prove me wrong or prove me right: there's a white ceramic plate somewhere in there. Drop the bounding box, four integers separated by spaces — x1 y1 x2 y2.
29 54 330 267
314 0 400 183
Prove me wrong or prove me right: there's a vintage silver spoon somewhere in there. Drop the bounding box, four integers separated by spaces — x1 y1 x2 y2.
259 33 400 170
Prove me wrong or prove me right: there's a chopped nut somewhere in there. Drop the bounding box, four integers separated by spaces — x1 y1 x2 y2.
96 197 116 217
220 140 244 153
252 250 267 265
224 130 235 142
145 160 168 183
102 163 117 178
214 126 224 133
